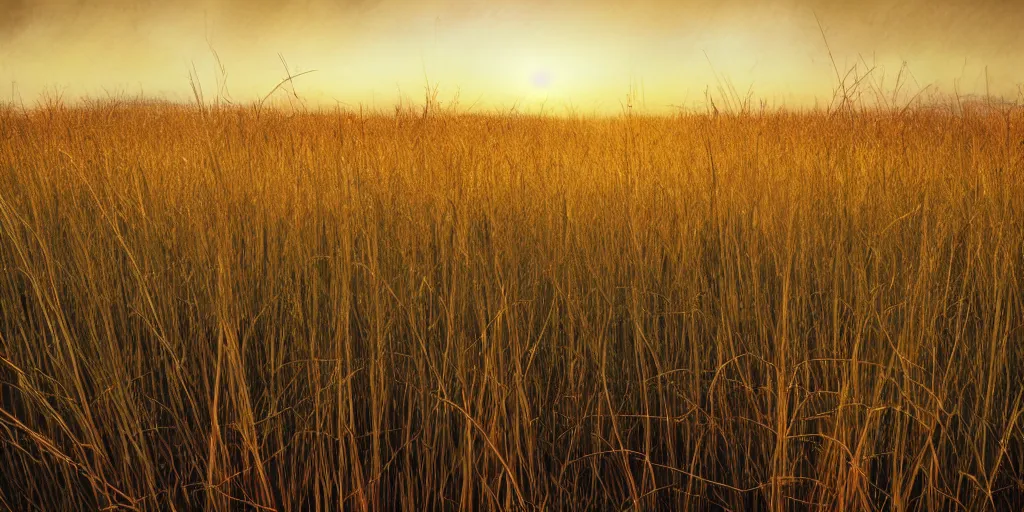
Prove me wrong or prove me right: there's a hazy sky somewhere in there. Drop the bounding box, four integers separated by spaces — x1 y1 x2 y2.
1 0 1022 112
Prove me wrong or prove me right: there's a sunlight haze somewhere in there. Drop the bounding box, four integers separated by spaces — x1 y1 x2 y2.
1 0 1022 113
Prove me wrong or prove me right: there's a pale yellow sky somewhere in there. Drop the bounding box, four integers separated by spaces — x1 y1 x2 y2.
1 0 1021 113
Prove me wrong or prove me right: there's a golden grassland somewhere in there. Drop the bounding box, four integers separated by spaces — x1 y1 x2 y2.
0 99 1022 510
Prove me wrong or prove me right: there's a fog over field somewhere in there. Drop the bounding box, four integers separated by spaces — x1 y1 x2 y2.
1 0 1023 111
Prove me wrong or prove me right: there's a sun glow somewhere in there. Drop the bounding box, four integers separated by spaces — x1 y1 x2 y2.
1 1 1022 113
530 69 552 89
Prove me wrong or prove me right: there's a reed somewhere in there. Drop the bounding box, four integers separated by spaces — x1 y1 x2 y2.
0 99 1022 510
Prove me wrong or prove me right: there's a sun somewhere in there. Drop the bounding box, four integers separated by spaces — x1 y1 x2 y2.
530 69 552 89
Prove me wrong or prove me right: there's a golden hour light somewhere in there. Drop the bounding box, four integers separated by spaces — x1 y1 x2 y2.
2 0 1022 111
1 1 1023 510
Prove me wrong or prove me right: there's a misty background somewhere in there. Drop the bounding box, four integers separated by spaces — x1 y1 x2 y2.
1 0 1022 112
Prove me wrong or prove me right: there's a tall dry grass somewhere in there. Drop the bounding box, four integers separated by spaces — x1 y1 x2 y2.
0 98 1022 510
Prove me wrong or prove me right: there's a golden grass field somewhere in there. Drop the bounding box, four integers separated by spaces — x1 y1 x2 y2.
0 99 1022 510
